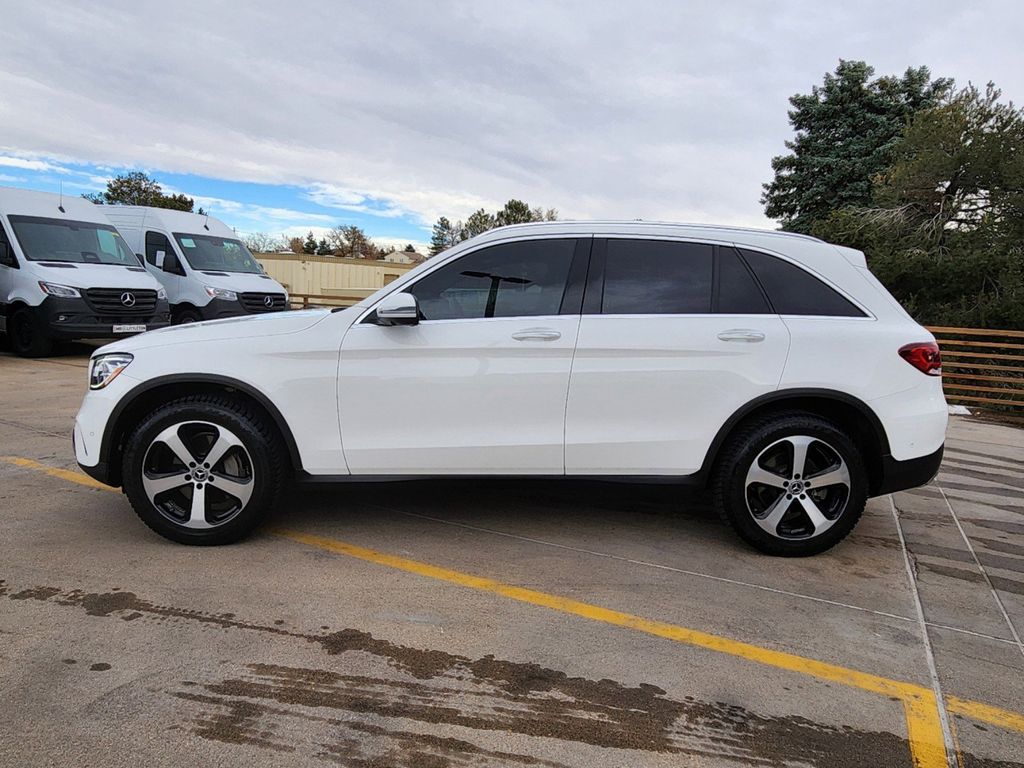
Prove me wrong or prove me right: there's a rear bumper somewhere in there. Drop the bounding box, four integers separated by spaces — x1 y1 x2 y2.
874 444 944 496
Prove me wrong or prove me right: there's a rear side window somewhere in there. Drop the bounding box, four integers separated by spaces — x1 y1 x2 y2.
602 239 713 314
716 247 770 314
739 249 866 317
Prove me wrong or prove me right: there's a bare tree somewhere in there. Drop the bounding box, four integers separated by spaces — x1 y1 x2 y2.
241 232 284 253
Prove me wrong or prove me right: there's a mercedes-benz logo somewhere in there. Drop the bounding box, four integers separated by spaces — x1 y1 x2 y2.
120 292 136 307
263 295 274 308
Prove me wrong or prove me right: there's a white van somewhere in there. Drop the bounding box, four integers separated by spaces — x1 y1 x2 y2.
103 207 289 323
0 188 170 356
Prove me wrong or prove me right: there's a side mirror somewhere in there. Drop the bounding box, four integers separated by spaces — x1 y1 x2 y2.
0 241 15 268
375 291 419 326
163 250 184 275
135 252 145 266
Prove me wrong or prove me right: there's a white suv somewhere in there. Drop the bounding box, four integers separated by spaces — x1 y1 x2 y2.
74 222 947 556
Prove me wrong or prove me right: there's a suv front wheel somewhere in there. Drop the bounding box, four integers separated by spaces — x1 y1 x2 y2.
713 412 868 556
121 395 285 545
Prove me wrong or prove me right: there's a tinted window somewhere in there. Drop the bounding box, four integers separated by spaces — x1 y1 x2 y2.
716 247 770 314
410 239 575 321
740 249 866 317
145 231 172 266
602 239 712 314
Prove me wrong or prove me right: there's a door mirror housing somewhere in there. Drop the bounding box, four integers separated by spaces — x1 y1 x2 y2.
375 291 419 326
162 250 185 276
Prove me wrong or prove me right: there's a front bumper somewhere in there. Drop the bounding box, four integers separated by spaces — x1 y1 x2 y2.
196 297 291 320
73 371 139 487
38 295 171 339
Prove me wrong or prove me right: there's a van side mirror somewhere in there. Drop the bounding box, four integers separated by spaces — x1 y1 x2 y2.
375 292 419 326
163 250 185 276
135 252 145 266
0 241 16 268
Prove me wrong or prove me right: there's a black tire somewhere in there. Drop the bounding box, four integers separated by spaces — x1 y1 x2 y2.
173 306 202 324
9 307 54 357
121 394 286 545
712 412 867 557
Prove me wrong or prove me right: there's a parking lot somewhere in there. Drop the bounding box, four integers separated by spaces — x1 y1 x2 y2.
1 343 1022 768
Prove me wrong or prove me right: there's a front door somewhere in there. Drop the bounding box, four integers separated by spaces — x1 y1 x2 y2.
339 237 589 474
565 239 791 475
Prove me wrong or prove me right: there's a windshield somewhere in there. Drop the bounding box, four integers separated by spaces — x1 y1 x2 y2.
173 233 263 273
8 215 138 266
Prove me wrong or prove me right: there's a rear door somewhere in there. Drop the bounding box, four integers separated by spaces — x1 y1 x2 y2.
564 239 791 475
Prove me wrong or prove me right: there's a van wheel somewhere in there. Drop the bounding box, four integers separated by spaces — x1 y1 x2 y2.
9 307 53 357
173 307 202 324
712 412 867 557
121 395 285 545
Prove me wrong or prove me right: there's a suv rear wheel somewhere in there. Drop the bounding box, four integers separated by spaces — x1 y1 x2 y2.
121 395 285 545
713 412 867 556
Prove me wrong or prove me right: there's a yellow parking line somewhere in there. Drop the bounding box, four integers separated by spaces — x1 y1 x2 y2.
0 455 114 492
4 454 1023 765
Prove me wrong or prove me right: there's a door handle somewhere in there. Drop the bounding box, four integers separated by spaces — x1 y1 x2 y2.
512 328 562 342
717 329 766 343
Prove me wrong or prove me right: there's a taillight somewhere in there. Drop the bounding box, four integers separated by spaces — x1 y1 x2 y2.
899 342 942 376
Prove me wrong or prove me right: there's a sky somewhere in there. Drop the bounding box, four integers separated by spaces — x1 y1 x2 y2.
0 1 1021 252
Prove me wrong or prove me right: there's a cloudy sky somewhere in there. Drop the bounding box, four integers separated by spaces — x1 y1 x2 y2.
0 1 1021 250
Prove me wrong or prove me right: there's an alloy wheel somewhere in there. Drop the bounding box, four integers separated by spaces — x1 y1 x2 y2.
744 435 851 540
141 420 254 530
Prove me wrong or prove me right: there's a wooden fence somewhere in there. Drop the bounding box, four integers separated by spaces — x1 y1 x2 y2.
926 326 1024 415
285 300 1024 417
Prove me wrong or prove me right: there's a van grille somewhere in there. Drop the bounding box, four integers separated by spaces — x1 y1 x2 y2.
240 292 287 313
84 288 158 316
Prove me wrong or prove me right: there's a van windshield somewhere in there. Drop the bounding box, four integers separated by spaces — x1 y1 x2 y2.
173 233 263 274
8 215 138 266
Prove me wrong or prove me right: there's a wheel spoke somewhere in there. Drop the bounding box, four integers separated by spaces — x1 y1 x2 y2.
142 473 190 500
212 475 253 507
798 494 832 535
754 494 790 536
807 464 850 489
153 424 198 468
746 465 789 489
788 435 814 478
184 484 212 529
204 429 243 469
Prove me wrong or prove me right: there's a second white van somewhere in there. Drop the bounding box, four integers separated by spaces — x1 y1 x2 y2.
104 207 289 323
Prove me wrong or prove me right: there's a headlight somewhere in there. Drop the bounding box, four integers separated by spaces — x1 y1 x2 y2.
156 287 167 300
204 285 237 300
39 281 81 298
89 353 133 390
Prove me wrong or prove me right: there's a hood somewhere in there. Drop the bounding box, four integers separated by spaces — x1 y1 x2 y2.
99 308 334 353
195 271 287 294
28 261 164 291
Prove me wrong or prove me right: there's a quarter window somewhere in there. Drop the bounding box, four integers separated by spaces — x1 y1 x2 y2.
601 239 713 314
409 239 576 321
739 249 866 317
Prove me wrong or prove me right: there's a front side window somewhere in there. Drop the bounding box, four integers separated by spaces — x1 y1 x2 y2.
739 249 866 317
0 221 17 268
409 239 576 321
601 239 713 314
8 216 137 266
173 233 263 274
145 231 172 266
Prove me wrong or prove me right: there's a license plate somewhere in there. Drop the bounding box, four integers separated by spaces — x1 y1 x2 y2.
112 324 146 334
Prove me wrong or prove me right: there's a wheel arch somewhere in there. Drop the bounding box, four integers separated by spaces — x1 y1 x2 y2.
699 389 890 494
101 374 302 487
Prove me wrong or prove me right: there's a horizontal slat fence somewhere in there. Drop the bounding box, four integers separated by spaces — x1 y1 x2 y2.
290 292 370 309
926 326 1024 415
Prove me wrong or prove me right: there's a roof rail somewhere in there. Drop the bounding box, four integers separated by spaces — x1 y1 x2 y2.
484 220 824 243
